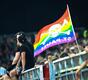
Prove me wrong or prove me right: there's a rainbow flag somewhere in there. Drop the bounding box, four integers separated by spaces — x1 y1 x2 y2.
34 6 76 56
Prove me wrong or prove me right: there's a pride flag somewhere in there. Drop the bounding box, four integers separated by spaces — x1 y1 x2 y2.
34 6 76 56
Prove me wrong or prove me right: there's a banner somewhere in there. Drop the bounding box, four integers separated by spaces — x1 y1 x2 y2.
34 7 76 56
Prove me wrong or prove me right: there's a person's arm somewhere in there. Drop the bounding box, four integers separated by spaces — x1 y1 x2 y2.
76 60 88 73
21 51 26 71
7 52 20 71
76 60 88 80
16 57 21 68
12 52 20 65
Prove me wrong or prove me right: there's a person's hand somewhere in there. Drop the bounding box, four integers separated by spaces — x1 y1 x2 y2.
76 69 80 75
21 69 25 73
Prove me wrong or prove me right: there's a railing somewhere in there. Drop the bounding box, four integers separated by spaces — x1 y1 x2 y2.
53 51 88 80
19 65 44 80
19 51 88 80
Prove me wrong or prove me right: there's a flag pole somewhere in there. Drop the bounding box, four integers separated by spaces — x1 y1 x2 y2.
67 4 81 53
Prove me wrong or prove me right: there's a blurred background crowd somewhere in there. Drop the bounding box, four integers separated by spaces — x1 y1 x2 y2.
0 27 88 69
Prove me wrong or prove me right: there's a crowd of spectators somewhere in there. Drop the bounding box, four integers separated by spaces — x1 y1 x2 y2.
36 39 88 65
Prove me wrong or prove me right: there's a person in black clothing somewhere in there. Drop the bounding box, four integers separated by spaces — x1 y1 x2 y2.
0 32 35 80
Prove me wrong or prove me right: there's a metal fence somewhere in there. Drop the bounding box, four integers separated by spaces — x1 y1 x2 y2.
53 51 88 80
19 51 88 80
19 65 44 80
